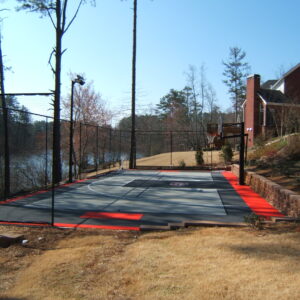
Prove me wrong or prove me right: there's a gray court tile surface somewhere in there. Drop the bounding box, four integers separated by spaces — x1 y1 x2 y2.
0 170 252 227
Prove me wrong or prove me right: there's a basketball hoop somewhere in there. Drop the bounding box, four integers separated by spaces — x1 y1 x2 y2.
206 133 216 146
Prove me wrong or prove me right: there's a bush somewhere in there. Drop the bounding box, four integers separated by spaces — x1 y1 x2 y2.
244 213 264 230
279 134 300 160
221 144 233 163
254 134 267 148
248 138 287 161
179 160 186 168
195 148 204 165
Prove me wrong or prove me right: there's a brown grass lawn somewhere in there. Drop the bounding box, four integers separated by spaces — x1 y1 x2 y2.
121 150 225 168
1 225 300 300
86 150 225 178
137 150 223 167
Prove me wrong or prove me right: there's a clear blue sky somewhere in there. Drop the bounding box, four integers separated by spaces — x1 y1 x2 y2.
2 0 300 123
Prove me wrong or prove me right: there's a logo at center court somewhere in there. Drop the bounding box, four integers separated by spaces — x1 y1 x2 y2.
169 182 189 187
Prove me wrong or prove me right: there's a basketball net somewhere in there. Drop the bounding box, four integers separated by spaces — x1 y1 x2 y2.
206 133 216 146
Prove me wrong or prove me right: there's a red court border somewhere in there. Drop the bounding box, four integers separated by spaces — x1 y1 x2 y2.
0 221 140 231
222 171 284 217
0 173 113 205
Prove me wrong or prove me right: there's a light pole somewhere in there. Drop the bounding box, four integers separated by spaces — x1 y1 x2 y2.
129 0 137 169
69 75 85 182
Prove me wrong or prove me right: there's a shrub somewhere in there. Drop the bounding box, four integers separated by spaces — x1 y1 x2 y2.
179 160 186 168
279 134 300 160
195 148 204 165
248 138 287 161
244 213 264 230
221 144 233 163
254 134 266 148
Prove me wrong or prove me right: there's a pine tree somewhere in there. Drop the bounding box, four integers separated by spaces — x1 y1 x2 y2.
223 47 250 122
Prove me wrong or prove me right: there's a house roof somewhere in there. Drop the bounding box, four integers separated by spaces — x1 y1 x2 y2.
258 89 290 104
272 63 300 89
261 80 277 89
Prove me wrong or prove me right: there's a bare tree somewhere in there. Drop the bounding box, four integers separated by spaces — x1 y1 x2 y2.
205 83 219 123
185 64 211 148
0 6 12 197
185 65 200 129
16 0 94 183
63 79 111 126
63 78 111 173
0 27 9 197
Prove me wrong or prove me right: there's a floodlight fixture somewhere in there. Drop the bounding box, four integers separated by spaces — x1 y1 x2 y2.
73 75 85 86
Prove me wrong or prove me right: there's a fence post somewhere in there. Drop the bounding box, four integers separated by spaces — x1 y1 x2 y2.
45 117 48 187
239 122 245 185
68 91 75 183
79 122 82 179
3 107 10 198
170 131 173 167
119 129 122 166
109 128 112 166
96 125 99 173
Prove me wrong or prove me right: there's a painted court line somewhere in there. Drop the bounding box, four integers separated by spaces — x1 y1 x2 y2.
0 176 106 205
222 171 284 217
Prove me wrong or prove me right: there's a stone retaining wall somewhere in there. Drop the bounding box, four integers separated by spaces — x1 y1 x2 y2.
231 164 300 217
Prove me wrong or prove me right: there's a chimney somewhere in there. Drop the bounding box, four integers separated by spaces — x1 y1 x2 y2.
245 74 260 147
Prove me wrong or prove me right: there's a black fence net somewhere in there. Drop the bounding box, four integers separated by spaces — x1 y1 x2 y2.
135 130 207 167
0 107 215 224
0 107 53 224
0 108 128 224
0 108 134 201
0 108 52 197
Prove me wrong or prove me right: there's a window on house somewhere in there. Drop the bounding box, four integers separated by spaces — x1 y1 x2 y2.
259 103 264 125
267 107 275 126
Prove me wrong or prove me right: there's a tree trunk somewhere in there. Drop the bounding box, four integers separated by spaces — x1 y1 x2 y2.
52 0 62 183
0 35 10 197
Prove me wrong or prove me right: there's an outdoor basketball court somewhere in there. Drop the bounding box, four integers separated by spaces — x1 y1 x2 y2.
0 170 283 230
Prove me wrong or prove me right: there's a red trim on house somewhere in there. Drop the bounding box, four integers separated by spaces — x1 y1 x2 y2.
222 171 284 217
80 212 143 220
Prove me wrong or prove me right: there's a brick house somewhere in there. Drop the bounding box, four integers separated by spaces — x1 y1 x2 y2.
243 63 300 147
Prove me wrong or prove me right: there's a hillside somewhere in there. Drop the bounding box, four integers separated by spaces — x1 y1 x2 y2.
246 134 300 193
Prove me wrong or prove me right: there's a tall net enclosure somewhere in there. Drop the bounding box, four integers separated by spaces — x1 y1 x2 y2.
0 108 4 197
118 129 131 168
0 107 52 197
135 130 207 167
135 131 169 166
0 103 53 224
69 125 130 177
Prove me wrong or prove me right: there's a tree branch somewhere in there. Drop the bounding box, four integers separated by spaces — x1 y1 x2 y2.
63 0 83 34
61 0 68 33
48 48 56 74
46 7 56 29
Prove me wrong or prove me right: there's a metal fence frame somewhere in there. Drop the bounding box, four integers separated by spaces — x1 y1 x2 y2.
0 107 228 225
